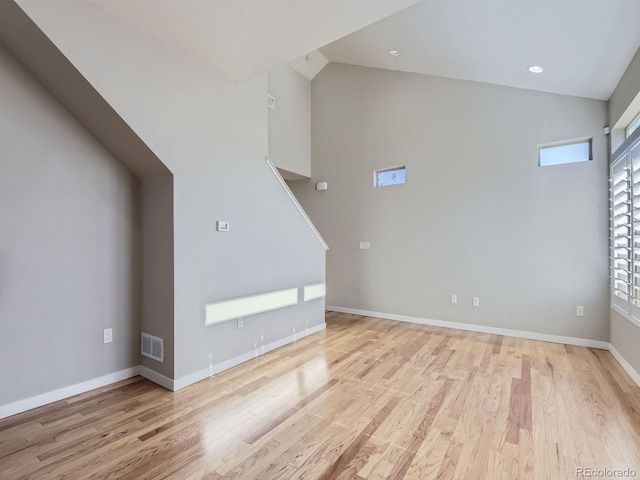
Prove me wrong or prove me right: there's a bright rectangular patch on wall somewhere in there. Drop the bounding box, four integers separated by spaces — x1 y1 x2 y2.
374 166 406 187
303 283 326 302
538 138 592 167
205 288 298 326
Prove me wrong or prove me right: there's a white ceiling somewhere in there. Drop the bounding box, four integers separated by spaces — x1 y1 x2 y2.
73 0 424 83
320 0 640 100
15 0 640 98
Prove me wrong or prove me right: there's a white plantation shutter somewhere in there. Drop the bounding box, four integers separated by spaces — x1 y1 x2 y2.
611 130 640 324
611 154 631 314
631 142 640 321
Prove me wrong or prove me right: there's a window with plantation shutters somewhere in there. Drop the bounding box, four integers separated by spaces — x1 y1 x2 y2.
611 154 631 314
631 142 640 320
611 130 640 326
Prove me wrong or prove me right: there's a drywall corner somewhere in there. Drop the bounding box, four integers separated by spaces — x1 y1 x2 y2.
610 309 640 385
141 175 175 379
268 65 311 179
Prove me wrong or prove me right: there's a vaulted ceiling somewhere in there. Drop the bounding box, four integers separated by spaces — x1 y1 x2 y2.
321 0 640 100
7 0 640 100
24 0 423 83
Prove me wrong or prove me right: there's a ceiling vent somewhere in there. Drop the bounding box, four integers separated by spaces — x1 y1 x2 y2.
141 333 164 362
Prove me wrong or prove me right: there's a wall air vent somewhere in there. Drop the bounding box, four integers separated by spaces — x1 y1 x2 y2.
141 333 164 362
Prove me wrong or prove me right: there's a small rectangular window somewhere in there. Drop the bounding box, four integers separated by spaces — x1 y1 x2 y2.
374 166 406 187
538 138 592 167
626 112 640 139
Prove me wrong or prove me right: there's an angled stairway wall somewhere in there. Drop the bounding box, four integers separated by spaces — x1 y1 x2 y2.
0 42 143 406
0 0 327 412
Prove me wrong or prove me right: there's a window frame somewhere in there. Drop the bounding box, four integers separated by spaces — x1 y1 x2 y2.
538 137 592 167
373 165 406 188
626 111 640 139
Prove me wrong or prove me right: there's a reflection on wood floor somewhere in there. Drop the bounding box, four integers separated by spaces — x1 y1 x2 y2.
1 311 640 479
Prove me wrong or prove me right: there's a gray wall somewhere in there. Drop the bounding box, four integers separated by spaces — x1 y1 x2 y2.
141 175 174 378
610 310 640 374
268 65 312 180
608 46 640 376
291 63 610 341
0 45 140 405
609 46 640 132
17 1 327 384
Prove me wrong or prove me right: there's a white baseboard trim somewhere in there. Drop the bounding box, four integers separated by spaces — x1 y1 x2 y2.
0 367 138 420
173 322 327 391
326 306 610 350
609 345 640 388
0 324 328 419
5 317 633 421
138 365 174 391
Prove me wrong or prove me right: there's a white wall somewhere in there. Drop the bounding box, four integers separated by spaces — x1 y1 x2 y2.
17 1 326 385
268 65 312 180
0 45 140 405
291 63 609 341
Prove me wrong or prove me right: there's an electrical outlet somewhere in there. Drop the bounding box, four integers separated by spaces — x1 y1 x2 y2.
450 294 457 304
472 297 480 307
237 317 244 329
576 306 584 317
103 328 113 344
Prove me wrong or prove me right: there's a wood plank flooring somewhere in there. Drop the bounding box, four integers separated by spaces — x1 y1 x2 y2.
1 312 640 479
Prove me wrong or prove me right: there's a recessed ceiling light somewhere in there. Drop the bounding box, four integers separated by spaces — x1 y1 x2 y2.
388 50 400 57
528 65 544 74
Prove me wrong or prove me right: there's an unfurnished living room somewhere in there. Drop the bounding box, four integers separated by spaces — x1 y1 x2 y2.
1 0 640 478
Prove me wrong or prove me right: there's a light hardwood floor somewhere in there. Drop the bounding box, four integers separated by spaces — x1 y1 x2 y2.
1 312 640 479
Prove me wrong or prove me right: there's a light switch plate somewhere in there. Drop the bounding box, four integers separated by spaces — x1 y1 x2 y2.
104 328 113 344
359 241 371 250
216 220 230 232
